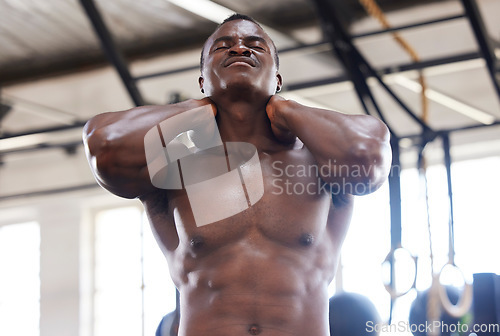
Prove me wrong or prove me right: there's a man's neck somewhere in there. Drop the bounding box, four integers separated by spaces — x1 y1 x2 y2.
215 99 276 149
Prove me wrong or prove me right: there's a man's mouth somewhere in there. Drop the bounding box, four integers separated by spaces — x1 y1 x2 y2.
224 57 255 67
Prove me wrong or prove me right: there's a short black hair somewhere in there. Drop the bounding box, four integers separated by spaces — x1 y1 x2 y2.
222 13 261 27
200 14 280 71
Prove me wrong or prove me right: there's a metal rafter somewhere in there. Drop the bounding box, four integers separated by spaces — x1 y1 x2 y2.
311 0 436 137
285 52 480 91
78 0 145 107
460 0 500 101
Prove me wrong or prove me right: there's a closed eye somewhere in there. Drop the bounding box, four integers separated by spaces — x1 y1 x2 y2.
250 46 265 51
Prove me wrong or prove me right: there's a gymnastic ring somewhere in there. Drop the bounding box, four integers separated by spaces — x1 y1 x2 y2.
436 262 473 318
382 247 418 299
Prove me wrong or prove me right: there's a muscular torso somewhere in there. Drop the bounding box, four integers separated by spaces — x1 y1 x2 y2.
141 146 354 336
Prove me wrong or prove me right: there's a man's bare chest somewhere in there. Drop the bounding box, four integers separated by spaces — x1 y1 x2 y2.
156 149 334 249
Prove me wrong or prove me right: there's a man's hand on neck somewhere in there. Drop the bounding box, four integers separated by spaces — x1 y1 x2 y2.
266 95 297 144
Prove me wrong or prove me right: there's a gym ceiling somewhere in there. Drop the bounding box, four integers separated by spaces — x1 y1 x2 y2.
0 0 499 168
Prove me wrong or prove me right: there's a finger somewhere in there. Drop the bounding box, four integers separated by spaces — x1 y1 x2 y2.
265 103 275 120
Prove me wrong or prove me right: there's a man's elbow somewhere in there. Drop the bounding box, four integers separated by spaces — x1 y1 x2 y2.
83 115 110 155
84 138 141 199
83 120 117 183
319 136 391 196
349 137 392 195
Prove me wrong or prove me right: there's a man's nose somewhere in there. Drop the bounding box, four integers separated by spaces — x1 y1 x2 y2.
228 43 251 56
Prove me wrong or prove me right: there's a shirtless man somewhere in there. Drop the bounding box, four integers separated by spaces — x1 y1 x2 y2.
83 14 391 336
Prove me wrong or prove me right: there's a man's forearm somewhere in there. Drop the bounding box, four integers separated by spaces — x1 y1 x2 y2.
272 98 391 195
83 98 216 198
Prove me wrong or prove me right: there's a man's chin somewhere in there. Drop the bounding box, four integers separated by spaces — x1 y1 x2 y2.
226 84 273 101
230 78 274 93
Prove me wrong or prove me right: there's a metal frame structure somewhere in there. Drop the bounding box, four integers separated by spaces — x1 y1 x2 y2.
79 0 145 107
310 0 499 321
1 0 498 151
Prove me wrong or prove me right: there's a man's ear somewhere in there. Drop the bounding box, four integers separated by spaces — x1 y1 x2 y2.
198 76 204 93
276 73 283 93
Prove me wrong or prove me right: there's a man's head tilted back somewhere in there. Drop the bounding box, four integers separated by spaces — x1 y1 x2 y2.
198 14 282 97
200 14 280 71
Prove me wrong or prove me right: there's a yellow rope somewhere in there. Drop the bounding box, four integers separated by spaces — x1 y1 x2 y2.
358 0 429 123
358 0 433 269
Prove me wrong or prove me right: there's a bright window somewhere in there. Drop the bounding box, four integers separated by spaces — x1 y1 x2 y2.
93 206 176 336
336 182 392 316
339 156 500 334
0 222 40 336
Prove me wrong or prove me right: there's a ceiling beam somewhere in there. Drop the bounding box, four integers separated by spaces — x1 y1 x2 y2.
78 0 145 106
460 0 500 101
352 13 465 39
310 0 433 138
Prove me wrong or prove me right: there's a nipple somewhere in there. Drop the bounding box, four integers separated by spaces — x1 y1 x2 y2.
299 233 315 246
190 236 205 249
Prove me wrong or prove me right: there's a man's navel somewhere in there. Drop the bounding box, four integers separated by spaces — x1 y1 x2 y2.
248 323 261 335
